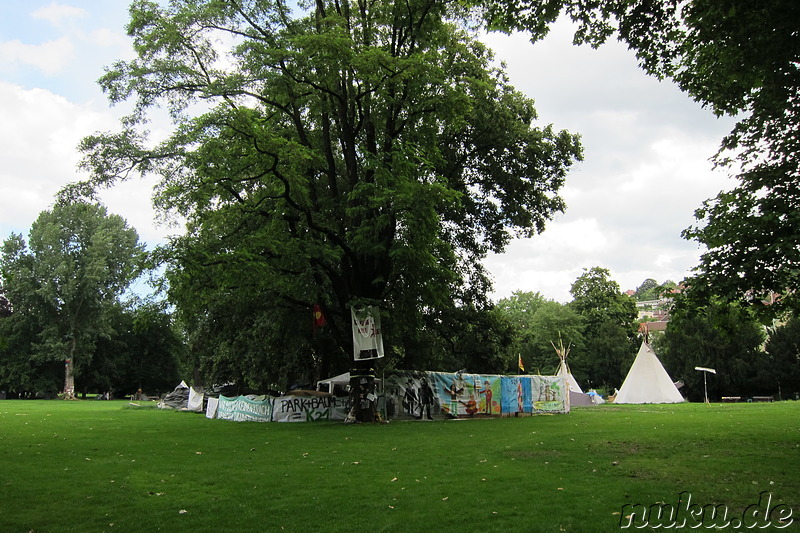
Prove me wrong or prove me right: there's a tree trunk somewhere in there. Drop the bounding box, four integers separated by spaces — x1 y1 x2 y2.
63 358 75 399
344 361 382 423
63 335 77 399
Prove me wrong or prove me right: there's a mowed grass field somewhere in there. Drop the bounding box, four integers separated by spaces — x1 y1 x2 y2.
0 400 797 532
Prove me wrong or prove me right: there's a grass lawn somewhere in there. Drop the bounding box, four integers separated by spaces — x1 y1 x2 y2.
0 400 797 532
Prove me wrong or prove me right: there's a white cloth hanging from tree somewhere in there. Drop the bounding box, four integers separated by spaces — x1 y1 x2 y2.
351 306 384 360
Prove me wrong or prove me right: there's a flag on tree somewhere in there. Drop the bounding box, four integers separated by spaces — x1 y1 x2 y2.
312 304 326 329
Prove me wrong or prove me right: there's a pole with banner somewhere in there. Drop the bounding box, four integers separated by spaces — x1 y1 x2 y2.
346 305 384 423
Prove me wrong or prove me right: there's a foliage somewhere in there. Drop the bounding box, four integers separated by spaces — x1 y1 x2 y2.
0 311 62 395
764 317 800 400
0 287 11 318
0 202 145 395
87 301 183 397
436 305 517 374
480 0 800 315
69 0 582 386
661 295 768 401
496 291 585 377
569 267 638 389
633 277 676 302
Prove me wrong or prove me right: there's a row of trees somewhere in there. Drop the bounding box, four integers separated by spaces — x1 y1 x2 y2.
497 269 800 401
0 202 182 398
2 1 798 406
2 205 797 401
497 267 638 391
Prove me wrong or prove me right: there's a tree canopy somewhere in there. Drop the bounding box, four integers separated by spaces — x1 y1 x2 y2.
496 291 585 377
0 202 145 397
660 295 767 401
569 267 638 390
70 0 583 383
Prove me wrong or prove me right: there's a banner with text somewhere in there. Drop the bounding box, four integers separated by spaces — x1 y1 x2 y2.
218 395 272 422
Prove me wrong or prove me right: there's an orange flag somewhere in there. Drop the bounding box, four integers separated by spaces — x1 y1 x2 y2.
312 304 326 329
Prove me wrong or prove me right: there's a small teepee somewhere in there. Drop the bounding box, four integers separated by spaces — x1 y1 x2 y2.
553 337 582 393
553 336 594 407
614 340 684 404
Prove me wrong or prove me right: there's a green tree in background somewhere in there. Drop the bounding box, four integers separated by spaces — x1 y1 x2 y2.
661 296 767 401
0 202 144 398
569 267 637 391
763 318 800 400
70 0 582 401
496 291 584 377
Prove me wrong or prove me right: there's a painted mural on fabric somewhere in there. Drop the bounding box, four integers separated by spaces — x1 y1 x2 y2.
383 371 567 420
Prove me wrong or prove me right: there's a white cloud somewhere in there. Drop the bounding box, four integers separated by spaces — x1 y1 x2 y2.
0 82 165 246
481 21 737 302
31 3 88 26
86 27 130 49
0 37 75 75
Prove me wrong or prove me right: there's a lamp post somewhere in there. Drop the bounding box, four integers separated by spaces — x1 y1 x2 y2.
694 367 716 404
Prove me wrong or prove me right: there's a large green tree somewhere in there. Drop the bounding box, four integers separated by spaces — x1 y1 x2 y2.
71 0 582 406
0 202 144 397
481 0 800 314
660 296 767 401
568 267 637 391
763 318 800 400
496 291 585 377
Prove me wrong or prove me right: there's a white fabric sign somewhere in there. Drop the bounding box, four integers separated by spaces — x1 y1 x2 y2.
351 306 384 360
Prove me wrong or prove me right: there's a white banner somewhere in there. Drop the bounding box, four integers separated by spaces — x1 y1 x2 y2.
205 397 219 419
271 395 349 422
351 306 384 360
217 395 273 422
188 387 204 412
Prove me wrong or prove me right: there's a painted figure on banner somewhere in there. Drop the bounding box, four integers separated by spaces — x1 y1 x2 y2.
459 394 478 416
418 377 434 420
403 379 418 416
442 376 464 418
478 380 493 415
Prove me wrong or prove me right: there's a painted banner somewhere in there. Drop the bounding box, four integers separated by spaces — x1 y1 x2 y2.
383 371 566 420
531 375 568 413
271 395 349 422
213 371 566 424
351 306 384 360
218 395 272 422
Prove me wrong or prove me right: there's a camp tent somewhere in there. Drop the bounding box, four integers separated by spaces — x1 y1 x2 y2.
316 372 385 395
614 341 684 404
316 372 351 394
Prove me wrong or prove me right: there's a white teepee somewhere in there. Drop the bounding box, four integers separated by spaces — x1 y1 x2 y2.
554 339 583 394
553 336 594 407
614 341 684 404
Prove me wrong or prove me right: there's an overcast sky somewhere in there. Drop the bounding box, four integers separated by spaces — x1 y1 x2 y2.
1 2 737 302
